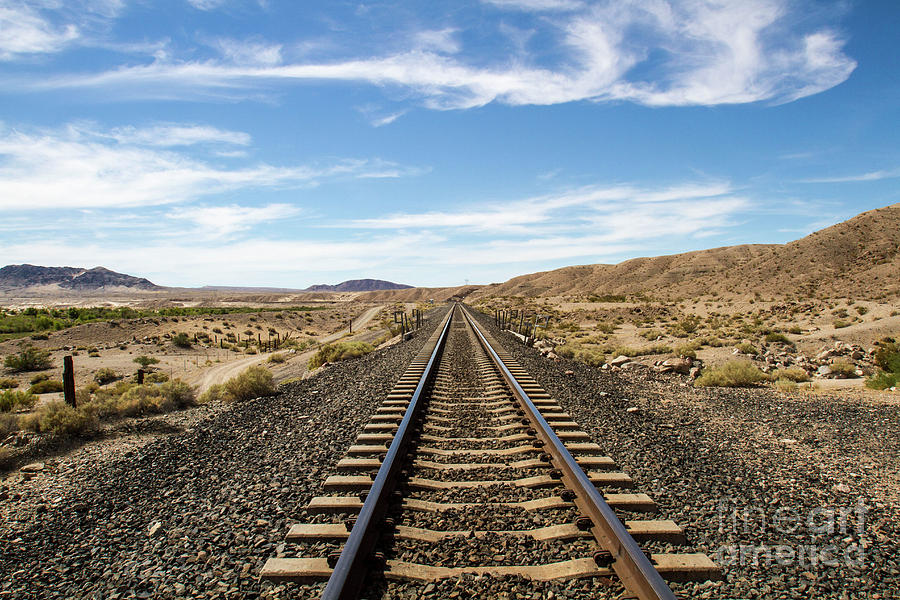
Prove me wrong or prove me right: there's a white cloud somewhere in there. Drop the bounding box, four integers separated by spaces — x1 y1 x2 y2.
26 1 855 109
102 123 252 146
214 38 282 66
0 123 423 210
0 2 80 60
482 0 584 12
413 28 461 54
799 168 900 184
168 203 301 238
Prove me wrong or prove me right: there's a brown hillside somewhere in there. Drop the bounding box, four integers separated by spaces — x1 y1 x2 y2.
469 203 900 300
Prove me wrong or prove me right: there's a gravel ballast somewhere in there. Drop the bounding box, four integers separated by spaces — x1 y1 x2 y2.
0 307 449 600
470 308 900 599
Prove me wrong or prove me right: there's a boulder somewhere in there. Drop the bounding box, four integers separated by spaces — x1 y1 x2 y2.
660 357 692 374
608 355 631 367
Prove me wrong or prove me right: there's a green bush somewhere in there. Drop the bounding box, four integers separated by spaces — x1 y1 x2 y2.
674 342 699 359
772 368 810 383
0 412 19 438
133 355 160 368
198 383 225 404
554 344 577 359
874 340 900 373
0 389 36 412
573 347 606 367
0 377 19 389
308 341 374 369
4 347 52 372
28 380 64 394
735 342 757 355
30 373 49 385
172 333 192 348
829 361 857 378
833 319 850 329
25 401 97 436
223 366 276 403
268 353 287 364
595 322 616 334
695 361 770 387
765 332 791 344
93 368 119 385
144 371 169 383
866 371 898 390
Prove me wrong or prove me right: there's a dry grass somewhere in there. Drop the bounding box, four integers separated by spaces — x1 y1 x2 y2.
695 360 770 387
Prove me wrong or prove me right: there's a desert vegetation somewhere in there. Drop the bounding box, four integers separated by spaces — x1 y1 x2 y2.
308 341 375 369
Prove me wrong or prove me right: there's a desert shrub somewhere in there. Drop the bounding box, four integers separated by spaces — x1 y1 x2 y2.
0 377 19 389
788 325 803 334
855 306 869 315
639 329 663 341
765 332 792 344
735 342 757 355
222 366 276 403
172 333 192 348
245 347 258 355
573 347 606 367
0 389 36 412
133 355 160 368
833 319 850 329
29 373 49 385
874 340 900 373
94 368 119 385
28 380 63 394
30 333 49 341
145 371 169 383
554 344 577 359
677 317 700 335
198 383 225 404
26 401 96 436
674 342 699 359
4 347 52 372
866 371 898 390
613 344 672 357
829 361 857 378
159 380 196 408
595 322 616 334
772 368 810 383
268 353 287 364
774 379 798 392
695 361 770 387
308 342 374 369
0 412 19 438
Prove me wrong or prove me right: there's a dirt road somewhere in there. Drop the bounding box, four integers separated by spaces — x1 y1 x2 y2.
187 304 385 393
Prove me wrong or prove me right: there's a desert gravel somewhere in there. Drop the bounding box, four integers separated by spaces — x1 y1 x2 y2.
470 308 900 599
0 307 449 600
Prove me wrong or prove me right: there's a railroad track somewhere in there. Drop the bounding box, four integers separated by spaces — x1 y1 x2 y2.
261 304 720 599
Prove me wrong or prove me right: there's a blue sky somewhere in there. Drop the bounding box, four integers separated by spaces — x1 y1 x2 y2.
0 0 897 288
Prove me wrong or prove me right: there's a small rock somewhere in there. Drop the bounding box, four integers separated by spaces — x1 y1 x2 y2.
626 406 640 413
148 522 163 537
564 370 574 376
832 483 851 494
20 462 45 473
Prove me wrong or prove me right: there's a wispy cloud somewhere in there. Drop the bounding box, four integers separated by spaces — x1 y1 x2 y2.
17 1 855 109
167 203 301 239
0 2 80 60
0 123 423 210
799 168 900 183
482 0 584 12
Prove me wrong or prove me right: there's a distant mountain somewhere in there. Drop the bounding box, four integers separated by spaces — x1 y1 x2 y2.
0 264 161 291
304 279 413 293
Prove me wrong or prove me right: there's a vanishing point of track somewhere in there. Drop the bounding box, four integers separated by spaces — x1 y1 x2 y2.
261 304 720 599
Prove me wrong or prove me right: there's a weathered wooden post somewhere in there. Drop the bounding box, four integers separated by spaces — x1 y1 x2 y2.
137 369 144 384
63 355 76 408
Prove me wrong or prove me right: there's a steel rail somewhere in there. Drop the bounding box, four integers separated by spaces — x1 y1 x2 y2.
320 308 455 600
461 305 678 600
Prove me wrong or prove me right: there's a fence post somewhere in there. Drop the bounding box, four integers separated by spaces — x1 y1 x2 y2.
63 355 76 408
137 369 144 385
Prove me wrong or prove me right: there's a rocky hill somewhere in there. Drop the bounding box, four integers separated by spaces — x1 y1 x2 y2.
304 279 412 293
0 265 161 291
469 203 900 300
